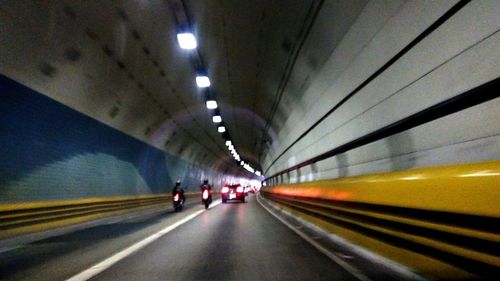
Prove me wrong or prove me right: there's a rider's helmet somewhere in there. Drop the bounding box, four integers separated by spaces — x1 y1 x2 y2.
203 179 208 184
175 179 181 186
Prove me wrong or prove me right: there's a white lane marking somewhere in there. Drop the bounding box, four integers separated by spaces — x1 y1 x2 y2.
0 245 23 254
256 194 372 281
208 199 222 209
66 209 206 281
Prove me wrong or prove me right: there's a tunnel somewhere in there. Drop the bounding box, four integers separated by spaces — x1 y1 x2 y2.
0 0 499 280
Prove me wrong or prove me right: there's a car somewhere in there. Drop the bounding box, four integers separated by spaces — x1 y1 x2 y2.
221 184 245 203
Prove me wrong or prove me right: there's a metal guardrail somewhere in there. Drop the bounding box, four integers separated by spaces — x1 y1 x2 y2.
261 161 500 279
0 193 202 240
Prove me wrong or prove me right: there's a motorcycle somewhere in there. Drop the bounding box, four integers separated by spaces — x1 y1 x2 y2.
201 186 212 209
172 191 184 212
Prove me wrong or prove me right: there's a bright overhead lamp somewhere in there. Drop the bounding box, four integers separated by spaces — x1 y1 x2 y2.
176 32 197 50
243 164 255 173
218 126 226 133
225 140 232 146
240 161 245 166
255 171 261 176
196 75 210 88
206 100 218 109
212 115 222 123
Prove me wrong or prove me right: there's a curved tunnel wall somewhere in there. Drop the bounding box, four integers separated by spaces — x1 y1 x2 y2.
0 75 224 203
259 1 500 278
263 0 500 183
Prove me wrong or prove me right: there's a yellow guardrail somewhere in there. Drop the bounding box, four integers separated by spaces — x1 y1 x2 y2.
261 161 500 280
0 192 202 240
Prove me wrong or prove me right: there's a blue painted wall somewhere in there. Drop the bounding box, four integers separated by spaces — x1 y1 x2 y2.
0 75 215 203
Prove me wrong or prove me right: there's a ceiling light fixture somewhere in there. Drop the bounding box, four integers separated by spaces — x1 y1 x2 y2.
212 115 222 123
206 100 217 109
176 32 197 50
243 164 255 173
175 21 254 174
196 75 211 88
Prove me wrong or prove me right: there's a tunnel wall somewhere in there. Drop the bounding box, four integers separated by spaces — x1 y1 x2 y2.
0 75 222 203
0 0 237 177
260 2 500 277
263 0 500 182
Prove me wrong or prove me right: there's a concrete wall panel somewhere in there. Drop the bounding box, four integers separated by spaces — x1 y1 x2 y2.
265 0 500 180
283 97 500 183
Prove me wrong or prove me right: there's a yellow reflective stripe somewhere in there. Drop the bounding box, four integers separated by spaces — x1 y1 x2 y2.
266 161 500 217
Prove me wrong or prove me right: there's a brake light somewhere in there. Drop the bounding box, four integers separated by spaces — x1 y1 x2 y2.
202 189 209 200
221 187 229 193
236 186 243 193
173 193 179 202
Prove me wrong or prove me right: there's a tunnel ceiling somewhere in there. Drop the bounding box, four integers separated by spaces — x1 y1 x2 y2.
0 0 367 177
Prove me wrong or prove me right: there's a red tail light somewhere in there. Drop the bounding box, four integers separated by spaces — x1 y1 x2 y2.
173 193 179 202
236 186 243 193
202 189 209 200
221 187 229 193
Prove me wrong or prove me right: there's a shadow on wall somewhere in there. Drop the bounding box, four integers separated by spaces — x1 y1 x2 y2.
292 132 416 184
385 131 417 171
335 153 349 177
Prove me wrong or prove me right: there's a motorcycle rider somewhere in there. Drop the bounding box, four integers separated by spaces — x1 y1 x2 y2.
172 179 185 203
200 179 212 205
200 179 212 191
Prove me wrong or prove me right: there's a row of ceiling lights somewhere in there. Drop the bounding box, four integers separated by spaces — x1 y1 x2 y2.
176 32 262 177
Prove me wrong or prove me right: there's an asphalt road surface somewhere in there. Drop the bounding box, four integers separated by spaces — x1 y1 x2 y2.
0 194 358 281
